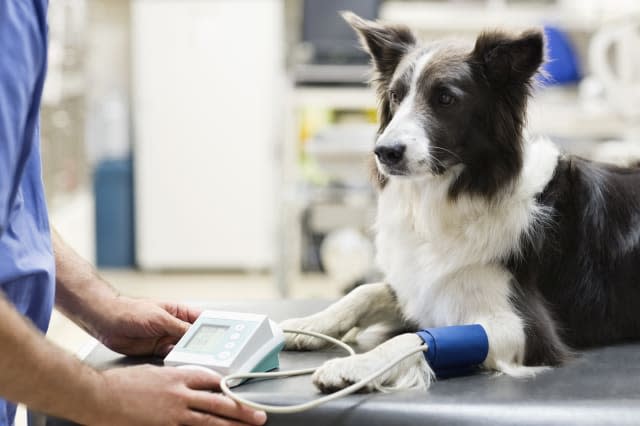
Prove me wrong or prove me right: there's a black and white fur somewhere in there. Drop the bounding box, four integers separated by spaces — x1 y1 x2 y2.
281 12 640 393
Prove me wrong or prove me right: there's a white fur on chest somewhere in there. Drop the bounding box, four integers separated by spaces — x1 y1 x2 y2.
374 138 560 327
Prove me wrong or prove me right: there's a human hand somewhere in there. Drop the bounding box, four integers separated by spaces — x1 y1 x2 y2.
94 296 201 357
95 365 267 426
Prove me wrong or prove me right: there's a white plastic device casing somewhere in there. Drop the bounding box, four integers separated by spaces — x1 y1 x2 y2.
164 310 284 382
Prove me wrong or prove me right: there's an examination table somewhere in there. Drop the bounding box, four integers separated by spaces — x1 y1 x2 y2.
32 299 640 425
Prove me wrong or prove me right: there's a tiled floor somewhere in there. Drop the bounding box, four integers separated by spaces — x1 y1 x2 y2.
15 271 339 425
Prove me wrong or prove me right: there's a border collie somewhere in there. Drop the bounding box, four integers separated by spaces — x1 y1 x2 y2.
281 12 640 392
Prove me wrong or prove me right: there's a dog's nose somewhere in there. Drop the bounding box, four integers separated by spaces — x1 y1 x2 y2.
374 144 406 166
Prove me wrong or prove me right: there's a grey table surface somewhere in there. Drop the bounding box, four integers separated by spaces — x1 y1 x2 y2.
37 299 640 426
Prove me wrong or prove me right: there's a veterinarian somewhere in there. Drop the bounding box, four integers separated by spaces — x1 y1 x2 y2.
0 2 267 425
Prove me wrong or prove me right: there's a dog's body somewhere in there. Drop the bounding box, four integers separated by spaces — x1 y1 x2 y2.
281 13 640 392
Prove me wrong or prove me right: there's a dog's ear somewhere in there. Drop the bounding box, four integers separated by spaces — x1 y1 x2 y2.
341 11 416 81
472 29 545 86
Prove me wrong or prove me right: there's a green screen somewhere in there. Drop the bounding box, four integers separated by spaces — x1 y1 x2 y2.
186 325 229 352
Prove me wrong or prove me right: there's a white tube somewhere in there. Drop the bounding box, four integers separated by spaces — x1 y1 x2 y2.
220 329 427 414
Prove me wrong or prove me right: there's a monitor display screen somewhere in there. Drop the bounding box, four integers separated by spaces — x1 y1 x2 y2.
302 0 382 64
186 325 229 352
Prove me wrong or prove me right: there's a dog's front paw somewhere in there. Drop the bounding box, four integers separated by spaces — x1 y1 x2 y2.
312 334 432 393
312 354 380 393
312 352 429 393
280 315 344 351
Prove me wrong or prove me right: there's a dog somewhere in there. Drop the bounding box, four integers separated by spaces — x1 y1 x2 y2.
280 11 640 393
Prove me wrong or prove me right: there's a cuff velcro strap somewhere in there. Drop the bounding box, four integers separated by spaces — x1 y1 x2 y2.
416 324 489 378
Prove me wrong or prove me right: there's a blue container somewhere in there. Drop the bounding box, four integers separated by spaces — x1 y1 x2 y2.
94 157 135 267
540 25 582 86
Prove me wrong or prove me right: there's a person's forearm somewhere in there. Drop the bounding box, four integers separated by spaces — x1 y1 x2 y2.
0 294 107 423
52 228 119 336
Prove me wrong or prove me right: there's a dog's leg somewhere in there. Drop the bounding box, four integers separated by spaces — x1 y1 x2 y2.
445 266 553 378
311 313 547 394
281 282 404 350
312 333 432 393
311 313 550 394
477 313 551 378
311 271 552 393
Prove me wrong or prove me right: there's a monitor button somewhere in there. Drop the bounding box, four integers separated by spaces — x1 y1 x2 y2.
230 333 241 340
234 324 246 332
218 351 231 359
224 342 235 349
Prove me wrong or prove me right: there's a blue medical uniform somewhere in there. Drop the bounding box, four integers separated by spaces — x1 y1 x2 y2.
0 1 55 425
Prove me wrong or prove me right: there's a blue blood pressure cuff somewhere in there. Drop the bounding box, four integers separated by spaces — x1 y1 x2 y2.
416 325 489 379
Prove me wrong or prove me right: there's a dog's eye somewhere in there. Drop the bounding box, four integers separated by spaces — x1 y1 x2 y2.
389 90 399 104
438 91 455 106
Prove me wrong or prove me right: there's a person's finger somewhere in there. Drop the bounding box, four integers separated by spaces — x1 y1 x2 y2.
153 336 182 357
161 302 202 324
153 336 179 357
160 310 192 337
187 392 267 426
178 367 222 390
179 304 202 323
183 409 264 426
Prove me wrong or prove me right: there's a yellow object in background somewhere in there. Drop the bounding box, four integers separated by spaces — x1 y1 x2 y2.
299 107 333 146
298 106 379 185
366 108 378 124
299 107 378 145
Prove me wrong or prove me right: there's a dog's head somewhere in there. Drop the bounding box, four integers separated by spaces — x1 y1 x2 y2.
343 12 545 198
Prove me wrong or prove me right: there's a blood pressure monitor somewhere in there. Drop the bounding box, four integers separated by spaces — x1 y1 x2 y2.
164 310 284 385
165 310 489 413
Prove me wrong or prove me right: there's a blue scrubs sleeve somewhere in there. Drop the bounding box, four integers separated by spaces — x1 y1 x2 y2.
0 2 53 425
0 0 47 234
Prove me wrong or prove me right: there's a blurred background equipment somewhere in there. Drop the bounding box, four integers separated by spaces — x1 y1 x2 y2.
39 0 640 293
294 0 382 85
589 20 640 122
541 25 582 85
94 157 135 267
320 227 376 290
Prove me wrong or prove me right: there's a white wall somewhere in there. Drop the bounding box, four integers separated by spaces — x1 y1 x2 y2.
132 0 284 270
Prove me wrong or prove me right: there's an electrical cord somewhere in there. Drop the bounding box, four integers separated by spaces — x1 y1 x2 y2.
219 329 428 414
